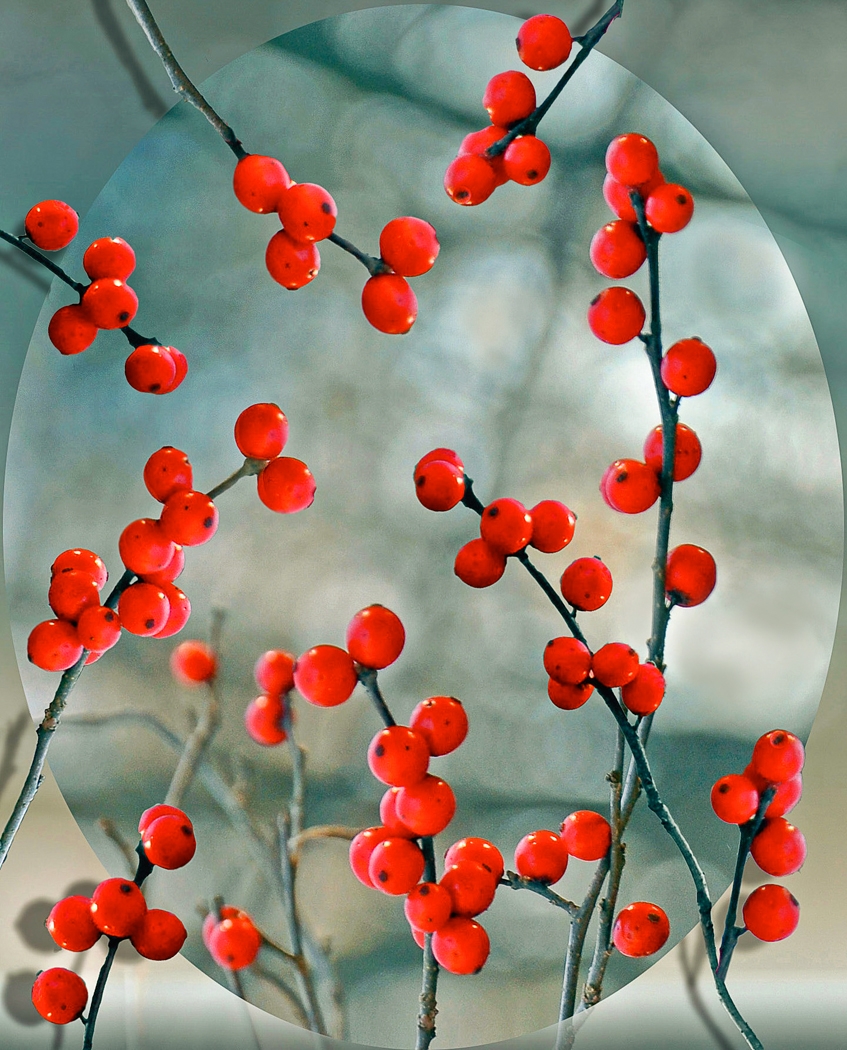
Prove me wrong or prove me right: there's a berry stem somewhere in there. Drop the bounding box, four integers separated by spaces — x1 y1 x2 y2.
499 872 578 915
416 836 440 1050
206 458 268 500
327 232 391 277
0 227 85 292
356 666 397 727
81 937 120 1050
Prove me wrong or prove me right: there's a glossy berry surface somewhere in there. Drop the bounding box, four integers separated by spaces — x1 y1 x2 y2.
207 909 262 969
742 884 800 941
591 642 640 688
52 548 108 588
346 605 406 669
349 826 394 888
76 605 121 653
144 446 193 504
47 895 101 952
257 457 316 513
395 775 456 837
31 968 88 1024
130 909 188 960
516 14 573 70
661 338 717 397
278 183 337 243
750 730 805 783
643 423 702 482
431 917 490 974
379 216 440 277
605 134 660 188
744 768 803 819
160 490 219 547
444 154 497 206
47 569 101 623
27 619 83 671
547 678 594 710
153 583 190 639
710 774 760 824
293 645 358 707
361 274 418 334
454 538 507 588
245 693 288 745
83 236 136 280
119 518 175 576
48 304 98 355
254 649 296 694
410 695 468 756
480 498 533 554
560 557 613 612
138 804 187 835
170 640 217 685
560 811 611 862
25 200 79 251
459 126 508 186
621 663 666 716
665 544 716 607
612 901 670 957
405 882 453 932
750 818 807 877
118 582 170 637
603 171 664 223
125 344 177 394
142 813 196 869
503 136 551 185
645 182 694 233
90 878 147 938
543 636 591 686
444 837 505 882
514 830 569 884
601 459 661 513
415 448 464 474
416 459 465 512
234 403 289 460
589 221 646 280
367 725 430 786
379 788 417 837
368 837 426 895
483 71 536 127
440 860 498 917
232 154 291 213
81 278 138 329
587 287 646 344
529 500 576 553
265 230 320 289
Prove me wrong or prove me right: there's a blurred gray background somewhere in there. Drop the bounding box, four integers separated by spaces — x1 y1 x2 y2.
1 2 846 1050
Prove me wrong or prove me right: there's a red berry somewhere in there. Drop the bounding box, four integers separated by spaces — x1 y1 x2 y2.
444 838 504 882
514 830 569 883
25 200 79 251
395 774 456 837
528 500 576 553
160 490 219 546
233 154 291 213
480 498 533 554
160 346 188 393
665 544 716 607
612 901 670 957
590 221 647 279
503 136 551 185
548 678 594 710
81 278 138 329
405 882 453 932
601 459 661 513
119 517 176 575
454 538 507 588
254 649 296 694
621 663 666 716
170 640 217 685
144 447 194 504
560 811 611 862
293 645 358 707
643 423 702 482
368 837 426 895
516 14 573 70
27 619 83 671
47 569 101 623
153 583 191 638
645 183 694 233
207 909 262 969
440 860 498 917
31 968 88 1024
742 884 799 942
47 896 101 952
744 766 803 818
444 154 497 206
750 818 807 877
379 788 417 838
459 126 509 186
543 637 591 686
410 695 468 756
51 548 108 588
750 730 805 783
661 338 717 397
361 274 418 335
278 183 337 243
415 448 464 474
605 134 660 188
125 344 177 394
256 457 316 513
711 774 760 824
234 403 289 460
432 916 490 974
367 725 431 787
48 304 98 355
587 287 646 344
139 544 185 587
602 171 664 223
379 217 440 277
76 605 121 652
592 642 640 687
416 459 465 512
265 230 320 289
483 71 536 127
118 582 170 637
130 909 188 960
83 236 136 280
346 605 405 669
349 826 395 888
245 693 288 746
142 813 196 869
138 803 187 835
560 557 613 611
90 878 147 937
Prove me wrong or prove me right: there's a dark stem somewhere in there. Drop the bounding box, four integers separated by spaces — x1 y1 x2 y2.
81 938 120 1050
0 229 85 292
206 458 267 500
499 872 578 915
416 837 440 1050
356 666 397 727
327 232 391 276
557 857 611 1029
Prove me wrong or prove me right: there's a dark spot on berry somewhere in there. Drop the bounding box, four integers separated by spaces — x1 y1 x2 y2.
590 294 600 306
718 783 730 795
119 884 132 895
527 168 538 179
321 202 332 214
203 517 213 528
647 912 660 923
416 476 427 489
616 470 628 482
377 870 388 883
456 189 469 200
419 885 430 896
676 194 688 205
151 384 161 392
375 744 385 757
145 619 154 629
119 311 130 322
105 612 115 622
773 733 785 745
180 824 192 837
487 506 499 518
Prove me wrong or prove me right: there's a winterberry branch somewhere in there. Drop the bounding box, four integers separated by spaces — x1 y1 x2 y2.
288 824 359 864
356 666 397 728
327 233 391 277
250 960 312 1028
679 936 738 1050
96 817 138 874
417 836 440 1050
499 872 578 915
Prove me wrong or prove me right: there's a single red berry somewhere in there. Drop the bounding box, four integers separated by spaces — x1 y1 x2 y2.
503 136 551 185
234 403 289 460
612 901 670 957
76 605 121 652
51 548 108 588
90 878 147 937
142 813 196 869
349 826 395 888
346 605 406 669
170 640 217 685
454 538 507 588
125 344 177 394
415 448 464 474
621 663 666 716
602 170 664 223
139 803 187 835
444 154 497 206
24 200 79 251
160 490 219 546
368 726 430 787
46 896 101 952
480 498 533 554
548 678 594 710
83 236 136 280
119 518 176 575
160 345 188 393
483 71 537 127
587 287 646 344
750 818 807 877
31 968 88 1024
245 693 288 746
416 459 465 512
560 811 612 861
27 619 83 671
380 788 417 837
744 766 803 818
207 910 262 969
643 423 702 482
256 457 316 513
139 544 185 587
265 230 321 289
233 154 291 213
395 774 456 837
665 544 716 607
130 908 188 960
661 338 717 397
278 183 337 242
118 582 170 637
601 459 661 513
153 583 191 638
379 216 440 277
440 860 498 917
742 884 800 942
590 221 647 280
405 883 453 932
368 837 426 895
444 838 504 882
543 637 592 686
47 569 101 623
528 500 576 553
516 14 573 70
410 695 468 756
81 278 138 329
48 304 98 355
514 830 569 883
144 446 194 504
605 134 660 188
751 730 805 783
645 183 694 233
458 126 508 186
361 274 418 335
293 645 358 707
560 557 613 612
254 649 296 694
432 917 490 974
711 774 760 824
592 643 640 687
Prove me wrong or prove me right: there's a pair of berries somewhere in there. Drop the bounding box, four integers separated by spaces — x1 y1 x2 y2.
233 402 316 514
244 648 296 746
601 423 703 514
544 636 665 715
203 905 262 970
515 812 612 883
361 216 441 335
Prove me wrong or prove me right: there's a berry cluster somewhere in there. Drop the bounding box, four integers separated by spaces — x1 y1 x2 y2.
203 905 262 971
711 730 805 942
235 403 316 514
444 14 574 205
544 634 665 716
233 154 438 334
245 648 295 746
31 804 194 1026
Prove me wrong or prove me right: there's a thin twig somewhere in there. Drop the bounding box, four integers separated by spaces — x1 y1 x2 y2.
97 817 137 875
356 667 396 727
416 837 440 1050
499 872 578 916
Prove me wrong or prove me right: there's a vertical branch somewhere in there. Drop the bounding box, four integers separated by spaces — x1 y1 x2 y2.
416 837 440 1050
357 667 397 727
